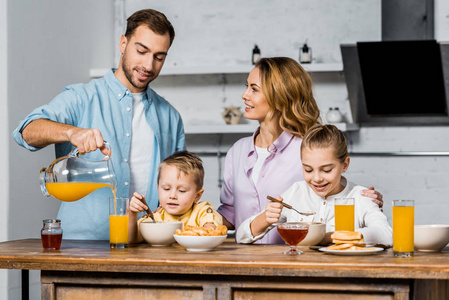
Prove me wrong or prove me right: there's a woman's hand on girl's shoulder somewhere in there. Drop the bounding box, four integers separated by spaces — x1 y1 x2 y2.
361 187 383 211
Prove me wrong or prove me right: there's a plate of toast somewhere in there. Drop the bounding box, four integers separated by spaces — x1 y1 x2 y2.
318 231 385 255
319 247 384 255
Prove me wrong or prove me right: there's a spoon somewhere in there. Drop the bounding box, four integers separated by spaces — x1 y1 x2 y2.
139 197 155 222
267 196 316 216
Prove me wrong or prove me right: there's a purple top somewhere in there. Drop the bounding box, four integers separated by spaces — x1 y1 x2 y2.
218 130 304 244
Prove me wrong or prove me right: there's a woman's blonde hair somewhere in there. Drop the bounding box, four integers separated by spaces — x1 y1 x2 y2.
158 151 204 190
255 57 321 140
300 124 349 163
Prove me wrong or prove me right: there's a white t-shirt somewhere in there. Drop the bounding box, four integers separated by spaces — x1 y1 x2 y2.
236 177 393 246
129 92 154 198
251 146 271 185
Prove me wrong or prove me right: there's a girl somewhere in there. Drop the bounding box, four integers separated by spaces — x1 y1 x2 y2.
236 124 392 246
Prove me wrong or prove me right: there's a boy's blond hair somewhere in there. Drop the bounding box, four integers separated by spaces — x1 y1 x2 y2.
157 151 204 190
300 124 349 163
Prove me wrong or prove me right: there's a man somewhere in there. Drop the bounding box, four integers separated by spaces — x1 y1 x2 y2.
12 9 185 240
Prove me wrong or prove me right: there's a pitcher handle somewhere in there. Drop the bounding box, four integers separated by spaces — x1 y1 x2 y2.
69 141 112 158
40 168 50 197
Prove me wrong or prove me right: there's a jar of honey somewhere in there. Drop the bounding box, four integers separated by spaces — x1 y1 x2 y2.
41 219 63 250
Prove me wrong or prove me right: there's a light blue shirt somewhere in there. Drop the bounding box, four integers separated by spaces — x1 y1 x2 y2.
12 69 185 240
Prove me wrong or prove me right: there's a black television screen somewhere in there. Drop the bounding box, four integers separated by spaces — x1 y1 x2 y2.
357 40 447 117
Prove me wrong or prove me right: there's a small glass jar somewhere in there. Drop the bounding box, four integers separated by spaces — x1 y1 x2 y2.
41 219 63 250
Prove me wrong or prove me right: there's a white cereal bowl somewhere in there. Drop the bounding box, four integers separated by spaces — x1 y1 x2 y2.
139 221 183 246
297 222 326 246
173 234 227 252
414 224 449 252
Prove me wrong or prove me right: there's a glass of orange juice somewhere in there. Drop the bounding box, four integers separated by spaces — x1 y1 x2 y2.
392 200 414 257
109 197 129 249
334 198 355 231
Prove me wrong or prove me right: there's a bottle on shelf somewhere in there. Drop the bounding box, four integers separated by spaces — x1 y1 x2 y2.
252 45 261 65
300 43 312 64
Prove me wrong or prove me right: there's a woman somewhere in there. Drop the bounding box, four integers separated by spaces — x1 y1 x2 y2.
217 57 383 244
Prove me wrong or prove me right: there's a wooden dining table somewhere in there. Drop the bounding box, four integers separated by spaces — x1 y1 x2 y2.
0 238 448 300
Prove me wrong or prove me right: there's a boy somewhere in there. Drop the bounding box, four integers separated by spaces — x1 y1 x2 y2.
129 151 222 243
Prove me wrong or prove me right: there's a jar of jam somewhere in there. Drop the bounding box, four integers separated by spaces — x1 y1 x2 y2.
41 219 63 250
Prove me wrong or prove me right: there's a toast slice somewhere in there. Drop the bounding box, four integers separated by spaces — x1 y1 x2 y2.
327 243 352 250
331 231 363 241
332 238 365 244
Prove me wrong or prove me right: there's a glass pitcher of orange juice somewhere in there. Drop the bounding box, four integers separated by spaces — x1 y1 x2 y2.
40 142 117 202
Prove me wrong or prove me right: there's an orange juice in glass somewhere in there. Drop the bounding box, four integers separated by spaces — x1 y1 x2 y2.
109 197 129 248
334 198 355 231
393 200 414 257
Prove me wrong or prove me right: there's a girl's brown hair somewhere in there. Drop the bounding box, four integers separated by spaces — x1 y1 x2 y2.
158 151 204 190
300 124 349 163
255 57 321 141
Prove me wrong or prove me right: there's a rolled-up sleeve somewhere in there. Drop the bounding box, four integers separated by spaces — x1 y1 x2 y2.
12 88 82 151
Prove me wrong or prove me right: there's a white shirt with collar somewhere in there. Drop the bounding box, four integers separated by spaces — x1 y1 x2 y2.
236 177 393 246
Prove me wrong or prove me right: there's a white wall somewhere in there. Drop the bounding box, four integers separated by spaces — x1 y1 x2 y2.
126 0 380 67
1 0 9 298
435 0 449 40
7 1 114 299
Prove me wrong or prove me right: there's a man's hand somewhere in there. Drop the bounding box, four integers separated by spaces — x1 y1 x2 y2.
68 127 108 155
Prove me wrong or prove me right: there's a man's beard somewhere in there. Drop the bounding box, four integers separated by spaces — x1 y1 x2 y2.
121 52 154 91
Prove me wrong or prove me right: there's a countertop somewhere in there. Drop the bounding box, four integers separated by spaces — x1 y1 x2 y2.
0 239 448 280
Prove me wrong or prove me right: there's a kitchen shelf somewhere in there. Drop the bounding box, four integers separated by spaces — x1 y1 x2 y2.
89 63 343 78
329 122 359 132
185 124 257 134
184 122 358 134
